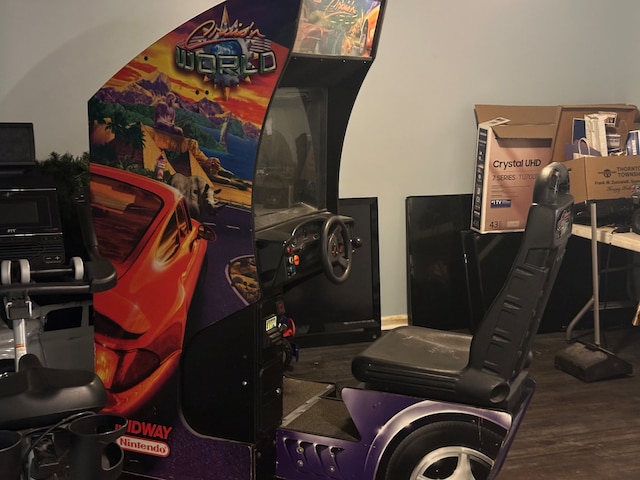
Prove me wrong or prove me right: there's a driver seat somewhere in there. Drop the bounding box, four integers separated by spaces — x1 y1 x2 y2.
352 162 573 410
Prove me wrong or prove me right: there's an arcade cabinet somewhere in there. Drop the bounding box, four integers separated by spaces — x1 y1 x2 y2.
87 1 386 478
86 3 571 480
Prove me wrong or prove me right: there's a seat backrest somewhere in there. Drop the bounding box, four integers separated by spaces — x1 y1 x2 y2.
466 162 573 383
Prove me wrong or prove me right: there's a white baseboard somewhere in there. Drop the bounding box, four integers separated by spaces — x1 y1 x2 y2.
381 315 408 331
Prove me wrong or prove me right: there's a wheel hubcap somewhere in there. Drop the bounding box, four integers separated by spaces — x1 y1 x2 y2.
410 446 494 480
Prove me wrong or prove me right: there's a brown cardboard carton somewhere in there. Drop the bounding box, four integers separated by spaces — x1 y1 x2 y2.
562 155 640 203
471 105 560 233
552 104 637 162
553 104 640 202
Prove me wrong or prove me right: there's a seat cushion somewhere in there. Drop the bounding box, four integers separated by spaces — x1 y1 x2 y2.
352 326 472 395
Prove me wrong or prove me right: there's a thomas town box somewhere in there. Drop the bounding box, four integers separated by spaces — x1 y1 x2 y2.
553 104 640 203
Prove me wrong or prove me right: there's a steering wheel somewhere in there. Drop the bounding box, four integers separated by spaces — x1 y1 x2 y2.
321 215 353 284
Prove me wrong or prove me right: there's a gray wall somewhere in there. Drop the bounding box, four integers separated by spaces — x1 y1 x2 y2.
2 0 639 318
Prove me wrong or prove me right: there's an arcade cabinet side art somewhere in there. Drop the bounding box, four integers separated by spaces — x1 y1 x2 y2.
87 1 301 478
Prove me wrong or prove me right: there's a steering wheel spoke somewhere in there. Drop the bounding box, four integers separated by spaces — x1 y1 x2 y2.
335 254 349 269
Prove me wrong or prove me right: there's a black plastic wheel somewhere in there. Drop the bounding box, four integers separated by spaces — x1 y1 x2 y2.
383 420 503 480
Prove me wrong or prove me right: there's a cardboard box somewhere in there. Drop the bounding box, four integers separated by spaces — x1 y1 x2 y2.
552 104 637 162
553 104 640 202
562 155 640 203
471 104 560 233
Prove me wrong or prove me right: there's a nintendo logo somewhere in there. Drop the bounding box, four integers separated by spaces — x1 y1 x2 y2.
118 436 170 458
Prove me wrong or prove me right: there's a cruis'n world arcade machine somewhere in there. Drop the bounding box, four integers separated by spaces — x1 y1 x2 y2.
87 1 571 479
88 1 387 477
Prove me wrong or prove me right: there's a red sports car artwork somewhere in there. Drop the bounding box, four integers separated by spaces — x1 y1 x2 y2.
90 163 213 415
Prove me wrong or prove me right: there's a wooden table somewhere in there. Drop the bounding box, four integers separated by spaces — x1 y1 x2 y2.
572 223 640 253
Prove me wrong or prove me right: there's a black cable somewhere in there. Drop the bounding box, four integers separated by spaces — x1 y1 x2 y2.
22 411 96 462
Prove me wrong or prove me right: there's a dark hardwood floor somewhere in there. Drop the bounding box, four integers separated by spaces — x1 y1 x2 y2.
287 325 640 479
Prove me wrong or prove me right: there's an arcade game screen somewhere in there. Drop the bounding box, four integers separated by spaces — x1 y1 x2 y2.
253 87 327 230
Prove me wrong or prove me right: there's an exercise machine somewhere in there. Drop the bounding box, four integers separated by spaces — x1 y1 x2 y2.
0 148 125 478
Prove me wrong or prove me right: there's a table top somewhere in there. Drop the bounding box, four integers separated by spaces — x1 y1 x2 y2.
572 223 640 253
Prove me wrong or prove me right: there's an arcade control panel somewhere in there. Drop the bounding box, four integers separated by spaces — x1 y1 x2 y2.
255 212 355 292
